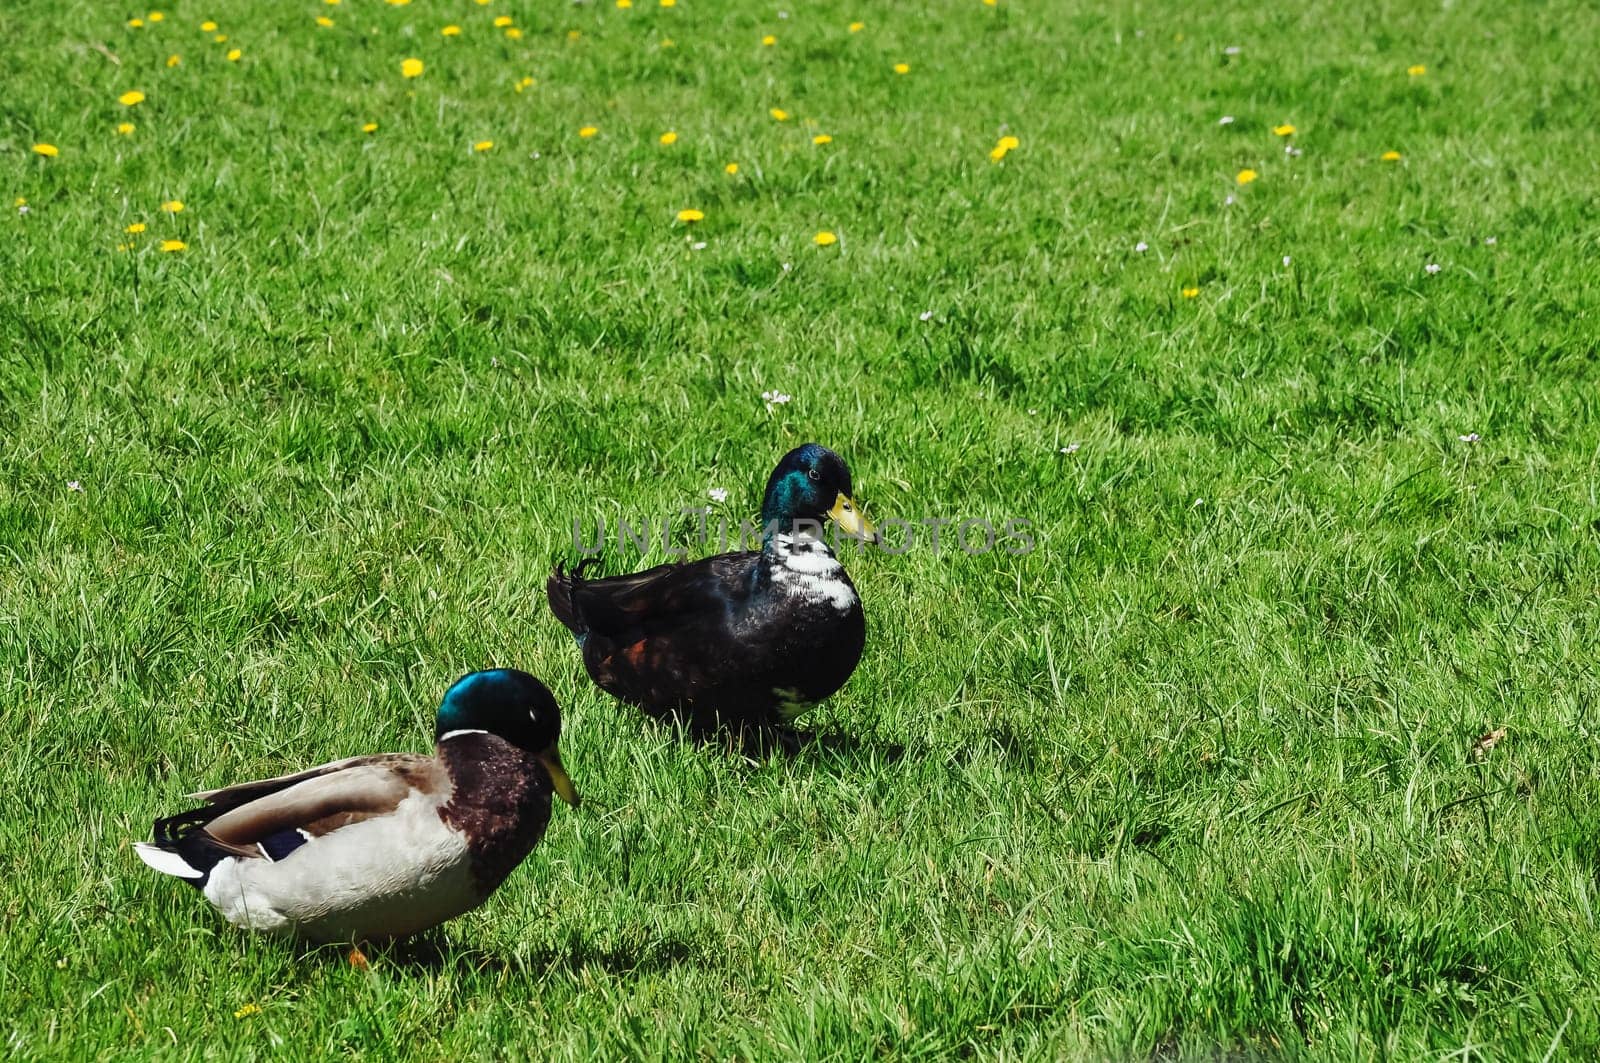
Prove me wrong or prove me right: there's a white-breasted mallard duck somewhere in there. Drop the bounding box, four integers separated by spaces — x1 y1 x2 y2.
547 443 877 738
134 669 578 945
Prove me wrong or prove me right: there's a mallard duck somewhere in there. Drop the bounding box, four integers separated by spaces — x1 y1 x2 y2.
548 443 878 737
134 669 579 945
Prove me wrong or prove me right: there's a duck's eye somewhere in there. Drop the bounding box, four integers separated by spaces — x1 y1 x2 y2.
806 468 820 482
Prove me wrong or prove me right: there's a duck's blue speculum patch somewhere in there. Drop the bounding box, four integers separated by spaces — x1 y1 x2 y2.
257 827 311 862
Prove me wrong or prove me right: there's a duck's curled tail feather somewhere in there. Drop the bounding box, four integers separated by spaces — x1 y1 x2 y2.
547 557 604 646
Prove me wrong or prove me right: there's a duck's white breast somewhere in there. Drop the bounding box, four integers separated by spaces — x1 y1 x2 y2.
768 533 858 613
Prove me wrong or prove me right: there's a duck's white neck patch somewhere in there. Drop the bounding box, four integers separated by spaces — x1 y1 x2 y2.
438 728 489 742
768 533 857 612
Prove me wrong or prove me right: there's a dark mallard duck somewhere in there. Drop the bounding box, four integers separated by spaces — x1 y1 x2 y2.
548 443 878 738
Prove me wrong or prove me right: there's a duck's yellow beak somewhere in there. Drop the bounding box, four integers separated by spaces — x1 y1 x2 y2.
828 492 879 544
538 748 580 808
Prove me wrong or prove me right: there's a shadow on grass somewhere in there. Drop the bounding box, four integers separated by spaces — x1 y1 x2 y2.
309 928 701 978
630 710 908 766
631 705 1057 778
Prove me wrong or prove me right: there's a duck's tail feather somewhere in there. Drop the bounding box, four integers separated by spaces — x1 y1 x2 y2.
134 808 241 889
133 842 205 881
547 556 604 645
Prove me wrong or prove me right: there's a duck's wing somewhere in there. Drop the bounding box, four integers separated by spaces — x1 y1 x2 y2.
548 553 758 641
185 753 414 806
135 753 443 884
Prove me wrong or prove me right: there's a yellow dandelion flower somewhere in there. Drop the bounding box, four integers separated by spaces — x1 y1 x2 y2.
813 230 838 246
474 0 489 4
234 1004 261 1019
119 90 146 106
213 34 226 43
32 143 59 157
1380 150 1402 161
160 239 187 252
1236 168 1258 184
578 125 598 137
849 21 864 32
724 162 738 174
1181 286 1199 298
362 122 378 133
507 27 524 39
167 54 181 67
14 197 26 206
659 131 678 145
161 200 184 213
125 222 147 234
892 62 910 74
762 34 776 46
327 0 342 5
148 11 165 22
563 29 577 40
116 122 136 135
812 134 832 145
473 140 495 152
660 0 676 7
769 107 789 121
1272 123 1296 136
128 17 144 28
226 48 241 61
676 208 704 222
386 0 411 5
998 135 1019 150
984 0 997 6
618 0 633 7
316 16 334 27
493 15 512 27
989 145 1009 162
401 57 424 78
1407 64 1426 77
442 24 460 36
200 21 217 31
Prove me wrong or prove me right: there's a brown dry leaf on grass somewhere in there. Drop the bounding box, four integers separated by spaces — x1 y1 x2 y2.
1470 726 1507 760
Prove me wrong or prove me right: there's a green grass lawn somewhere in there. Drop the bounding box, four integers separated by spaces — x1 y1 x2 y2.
5 0 1600 1056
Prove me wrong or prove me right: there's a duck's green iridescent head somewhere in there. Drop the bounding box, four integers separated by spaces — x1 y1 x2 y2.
436 669 579 807
759 443 878 542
